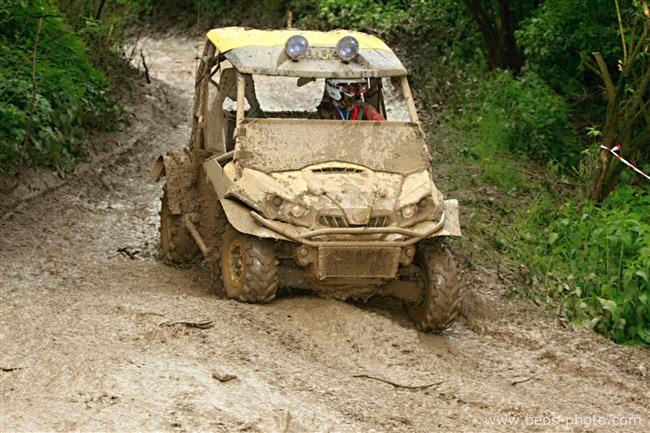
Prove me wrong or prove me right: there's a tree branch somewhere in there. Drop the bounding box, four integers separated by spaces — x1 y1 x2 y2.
579 52 602 77
624 16 648 75
614 0 628 64
140 50 151 84
353 374 444 390
593 52 616 102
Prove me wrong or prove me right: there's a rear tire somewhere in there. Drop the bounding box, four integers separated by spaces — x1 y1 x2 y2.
406 240 460 332
220 224 278 303
160 188 200 264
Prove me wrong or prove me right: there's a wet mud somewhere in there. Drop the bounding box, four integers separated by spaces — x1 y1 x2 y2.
1 36 649 433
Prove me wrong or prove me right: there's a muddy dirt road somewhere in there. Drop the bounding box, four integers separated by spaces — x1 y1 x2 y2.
1 36 649 433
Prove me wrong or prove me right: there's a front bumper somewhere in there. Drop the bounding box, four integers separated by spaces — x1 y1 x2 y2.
250 211 446 247
220 197 461 247
220 198 460 281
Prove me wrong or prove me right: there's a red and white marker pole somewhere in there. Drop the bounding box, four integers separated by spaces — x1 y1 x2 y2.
600 144 650 182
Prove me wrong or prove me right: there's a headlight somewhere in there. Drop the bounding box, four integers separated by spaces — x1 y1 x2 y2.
290 204 307 218
263 193 313 227
398 196 439 227
264 194 283 219
401 205 416 219
271 195 283 207
285 35 309 60
336 36 359 62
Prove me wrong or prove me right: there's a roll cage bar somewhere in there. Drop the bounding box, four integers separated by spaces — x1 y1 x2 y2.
192 41 420 155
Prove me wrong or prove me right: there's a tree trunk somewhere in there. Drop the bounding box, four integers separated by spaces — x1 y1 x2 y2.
463 0 522 73
589 124 625 202
587 39 649 201
96 0 107 20
497 0 522 72
587 4 649 201
590 155 625 202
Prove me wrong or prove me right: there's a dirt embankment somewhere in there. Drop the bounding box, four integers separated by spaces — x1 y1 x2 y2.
1 35 649 433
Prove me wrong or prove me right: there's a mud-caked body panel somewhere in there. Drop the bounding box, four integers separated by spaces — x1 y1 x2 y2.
195 117 461 298
235 118 431 174
153 26 462 330
151 149 196 215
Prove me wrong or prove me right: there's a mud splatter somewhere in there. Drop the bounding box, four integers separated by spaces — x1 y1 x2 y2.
1 35 649 433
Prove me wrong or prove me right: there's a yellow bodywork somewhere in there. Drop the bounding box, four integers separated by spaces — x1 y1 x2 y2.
207 27 392 53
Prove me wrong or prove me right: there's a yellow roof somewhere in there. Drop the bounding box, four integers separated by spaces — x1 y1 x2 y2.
207 27 392 53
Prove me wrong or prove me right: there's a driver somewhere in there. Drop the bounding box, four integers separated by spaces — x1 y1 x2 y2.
316 78 385 121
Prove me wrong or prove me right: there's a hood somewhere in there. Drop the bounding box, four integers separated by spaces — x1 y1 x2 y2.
228 162 442 229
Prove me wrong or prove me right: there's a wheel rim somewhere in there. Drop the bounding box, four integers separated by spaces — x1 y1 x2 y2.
406 262 436 324
227 239 243 288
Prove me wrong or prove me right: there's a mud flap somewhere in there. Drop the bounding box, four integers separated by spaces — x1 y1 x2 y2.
150 156 166 182
430 199 461 237
150 149 193 215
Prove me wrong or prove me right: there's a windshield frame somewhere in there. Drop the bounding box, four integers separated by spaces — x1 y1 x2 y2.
233 70 419 126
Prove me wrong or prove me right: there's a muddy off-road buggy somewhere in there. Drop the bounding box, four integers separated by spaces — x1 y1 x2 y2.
151 27 462 331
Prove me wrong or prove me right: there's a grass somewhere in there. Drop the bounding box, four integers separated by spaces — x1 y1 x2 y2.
430 115 649 346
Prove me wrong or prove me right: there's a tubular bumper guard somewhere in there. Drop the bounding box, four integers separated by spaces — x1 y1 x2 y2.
250 211 446 248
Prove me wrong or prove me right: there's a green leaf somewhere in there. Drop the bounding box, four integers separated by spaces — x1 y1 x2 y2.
598 297 619 318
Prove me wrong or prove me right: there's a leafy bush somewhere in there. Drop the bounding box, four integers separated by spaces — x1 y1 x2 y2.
512 186 650 345
516 0 623 96
0 0 114 174
137 0 290 28
467 70 579 170
449 115 530 193
292 0 408 34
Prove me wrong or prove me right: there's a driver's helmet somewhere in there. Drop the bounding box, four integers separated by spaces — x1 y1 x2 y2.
325 78 368 102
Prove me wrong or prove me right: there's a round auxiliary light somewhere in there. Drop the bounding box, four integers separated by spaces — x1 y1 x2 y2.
336 36 359 62
271 195 283 207
401 205 416 219
291 204 306 218
285 35 309 60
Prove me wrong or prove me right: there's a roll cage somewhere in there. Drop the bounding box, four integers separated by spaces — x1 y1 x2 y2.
192 29 420 155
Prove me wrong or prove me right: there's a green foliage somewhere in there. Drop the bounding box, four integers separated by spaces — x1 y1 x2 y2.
57 0 143 71
292 0 408 34
292 0 648 347
460 70 579 170
138 0 290 28
292 0 484 112
398 0 482 62
517 0 623 95
511 186 650 345
0 0 116 174
447 100 529 192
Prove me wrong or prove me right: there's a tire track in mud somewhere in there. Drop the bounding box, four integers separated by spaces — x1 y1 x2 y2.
1 35 649 433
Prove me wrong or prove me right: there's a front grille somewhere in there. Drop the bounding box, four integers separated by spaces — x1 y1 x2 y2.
368 216 391 227
319 215 347 227
319 215 392 228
